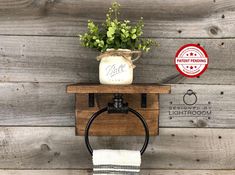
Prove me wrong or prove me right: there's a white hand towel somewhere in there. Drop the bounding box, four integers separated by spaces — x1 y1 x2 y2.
93 149 141 175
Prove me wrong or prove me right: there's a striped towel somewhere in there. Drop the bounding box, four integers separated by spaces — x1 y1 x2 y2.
93 149 141 175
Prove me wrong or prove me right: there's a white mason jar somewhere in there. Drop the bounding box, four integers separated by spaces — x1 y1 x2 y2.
98 49 141 85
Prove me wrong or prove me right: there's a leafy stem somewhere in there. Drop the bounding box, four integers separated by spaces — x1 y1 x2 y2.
79 2 157 52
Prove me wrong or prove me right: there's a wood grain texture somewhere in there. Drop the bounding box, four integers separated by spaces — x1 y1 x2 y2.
0 0 234 172
0 127 234 169
75 93 159 136
67 84 171 94
1 170 235 175
0 0 234 38
0 82 75 126
0 83 234 127
76 110 158 136
0 36 234 84
160 84 235 128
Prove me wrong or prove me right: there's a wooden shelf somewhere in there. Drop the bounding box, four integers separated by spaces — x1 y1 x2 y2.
67 83 171 94
67 83 171 136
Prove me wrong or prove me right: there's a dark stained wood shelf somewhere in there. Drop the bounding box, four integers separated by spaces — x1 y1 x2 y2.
67 83 171 136
67 83 171 94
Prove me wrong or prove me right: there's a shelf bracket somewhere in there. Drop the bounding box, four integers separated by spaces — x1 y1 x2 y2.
88 93 95 107
141 93 147 108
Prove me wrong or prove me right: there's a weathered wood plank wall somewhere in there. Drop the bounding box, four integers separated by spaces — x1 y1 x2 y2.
1 127 235 169
0 0 234 174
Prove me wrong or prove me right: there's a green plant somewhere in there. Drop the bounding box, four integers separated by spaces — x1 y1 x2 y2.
79 2 157 52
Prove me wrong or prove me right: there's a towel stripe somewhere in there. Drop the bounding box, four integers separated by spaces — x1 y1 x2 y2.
93 165 140 175
93 170 139 175
94 169 139 173
94 165 140 170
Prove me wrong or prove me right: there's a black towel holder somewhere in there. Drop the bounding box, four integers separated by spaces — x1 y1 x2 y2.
84 93 149 156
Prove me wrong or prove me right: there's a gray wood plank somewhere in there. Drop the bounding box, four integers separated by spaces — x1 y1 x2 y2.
159 84 235 128
0 127 234 169
0 0 235 38
0 36 234 84
0 170 235 175
0 82 74 126
0 83 234 127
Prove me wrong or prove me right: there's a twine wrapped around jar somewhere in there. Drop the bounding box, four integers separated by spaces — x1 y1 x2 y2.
96 49 142 68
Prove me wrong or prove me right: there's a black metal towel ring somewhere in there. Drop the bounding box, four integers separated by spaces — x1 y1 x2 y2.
84 106 149 156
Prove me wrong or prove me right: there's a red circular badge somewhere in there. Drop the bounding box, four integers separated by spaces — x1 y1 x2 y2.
175 44 208 78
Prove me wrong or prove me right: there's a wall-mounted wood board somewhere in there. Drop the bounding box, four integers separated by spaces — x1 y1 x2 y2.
0 36 234 84
0 83 234 128
0 0 234 38
1 170 235 175
0 127 234 169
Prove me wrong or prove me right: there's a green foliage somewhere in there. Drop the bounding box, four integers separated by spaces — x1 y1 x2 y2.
79 2 157 52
